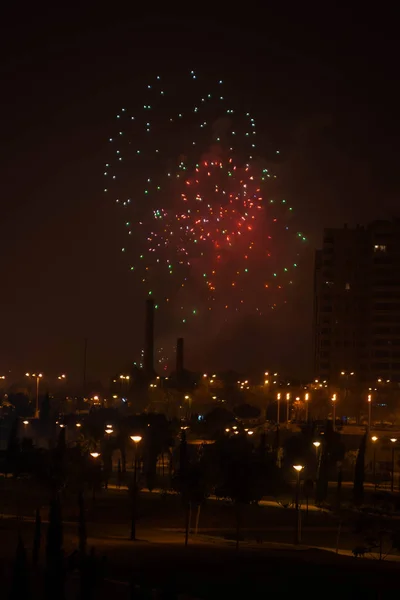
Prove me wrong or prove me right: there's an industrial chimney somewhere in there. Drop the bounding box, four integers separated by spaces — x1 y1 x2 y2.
176 337 184 379
144 298 155 376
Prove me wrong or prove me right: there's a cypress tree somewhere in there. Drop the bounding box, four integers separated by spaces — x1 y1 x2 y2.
40 392 51 423
6 418 20 477
354 433 367 506
9 536 30 600
44 495 65 600
78 491 87 555
32 507 41 566
117 458 122 488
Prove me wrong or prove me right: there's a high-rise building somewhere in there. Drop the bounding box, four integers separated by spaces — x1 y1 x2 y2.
313 219 400 384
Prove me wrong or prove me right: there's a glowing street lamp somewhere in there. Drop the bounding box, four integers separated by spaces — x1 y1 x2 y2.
277 392 281 424
304 393 309 422
391 438 397 492
90 452 100 459
367 394 372 430
286 392 290 424
371 436 378 489
23 420 29 425
313 440 321 457
130 435 142 541
25 373 43 418
331 394 337 430
247 430 254 436
293 465 304 544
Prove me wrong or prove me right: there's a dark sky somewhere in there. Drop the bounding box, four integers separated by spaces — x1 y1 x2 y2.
1 6 399 385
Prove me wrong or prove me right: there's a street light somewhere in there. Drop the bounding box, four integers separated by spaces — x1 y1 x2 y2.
277 392 281 424
247 430 254 436
105 428 113 435
25 373 43 418
367 394 372 430
305 393 309 422
76 423 82 428
130 435 142 541
23 420 29 425
331 394 337 430
89 452 101 506
371 436 378 489
391 438 397 492
286 392 290 424
58 374 66 380
293 465 304 544
313 440 321 456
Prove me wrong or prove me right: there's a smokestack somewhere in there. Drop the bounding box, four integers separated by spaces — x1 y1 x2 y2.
144 298 155 376
176 337 184 378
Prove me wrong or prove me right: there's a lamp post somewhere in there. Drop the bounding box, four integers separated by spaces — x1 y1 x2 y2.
313 440 321 458
277 393 281 424
25 373 43 418
305 393 309 422
184 395 192 420
331 394 337 430
286 393 290 425
293 465 304 544
89 452 101 507
371 436 378 490
130 435 142 540
58 374 67 413
390 438 397 493
367 394 372 430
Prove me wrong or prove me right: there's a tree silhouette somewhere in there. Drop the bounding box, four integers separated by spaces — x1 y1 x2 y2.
212 434 280 549
6 418 20 477
315 421 345 504
9 536 30 600
40 392 51 423
354 433 367 506
78 491 87 555
32 508 41 567
44 495 65 600
234 403 261 420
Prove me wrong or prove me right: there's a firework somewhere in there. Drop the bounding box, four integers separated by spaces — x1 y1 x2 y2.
104 71 306 326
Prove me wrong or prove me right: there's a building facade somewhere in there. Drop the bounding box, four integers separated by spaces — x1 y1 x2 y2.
313 220 400 384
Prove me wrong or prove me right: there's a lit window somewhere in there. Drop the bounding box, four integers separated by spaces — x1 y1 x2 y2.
374 245 387 252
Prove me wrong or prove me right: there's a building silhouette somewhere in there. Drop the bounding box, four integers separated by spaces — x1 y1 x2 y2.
313 219 400 384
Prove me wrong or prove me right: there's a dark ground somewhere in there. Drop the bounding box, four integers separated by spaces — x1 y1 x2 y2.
1 479 400 598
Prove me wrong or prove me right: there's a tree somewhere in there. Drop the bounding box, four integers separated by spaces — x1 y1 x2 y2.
203 406 235 438
45 495 65 600
117 458 122 488
9 536 31 600
234 403 261 420
211 434 280 549
78 548 106 600
78 491 87 556
315 421 345 505
32 508 41 567
354 433 367 506
40 392 51 423
6 418 20 476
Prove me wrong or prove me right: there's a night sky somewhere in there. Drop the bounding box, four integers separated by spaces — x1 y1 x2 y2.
1 7 399 385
